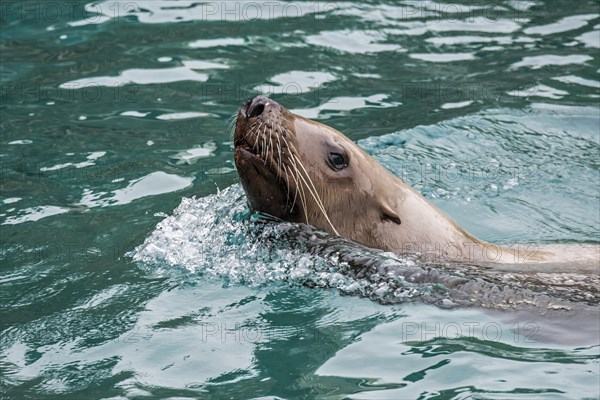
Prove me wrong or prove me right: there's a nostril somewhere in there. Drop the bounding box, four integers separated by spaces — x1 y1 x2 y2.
246 96 272 119
248 103 265 118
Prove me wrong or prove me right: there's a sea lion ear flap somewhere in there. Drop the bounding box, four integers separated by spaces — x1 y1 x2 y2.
380 203 401 225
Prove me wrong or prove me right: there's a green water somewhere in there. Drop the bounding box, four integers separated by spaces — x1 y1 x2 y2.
1 1 599 399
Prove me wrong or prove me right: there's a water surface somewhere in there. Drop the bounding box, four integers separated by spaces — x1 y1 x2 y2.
1 1 599 399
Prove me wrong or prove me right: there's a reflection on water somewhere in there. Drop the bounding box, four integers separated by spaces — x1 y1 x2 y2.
1 0 599 398
60 60 229 87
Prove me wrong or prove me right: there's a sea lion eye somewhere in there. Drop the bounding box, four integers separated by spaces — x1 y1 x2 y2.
329 152 347 170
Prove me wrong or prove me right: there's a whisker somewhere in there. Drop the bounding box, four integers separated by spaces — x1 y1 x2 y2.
288 156 309 225
276 122 284 174
268 125 276 171
251 122 263 153
261 124 267 161
281 136 295 208
294 171 309 225
282 164 292 208
227 111 238 138
276 140 283 179
291 151 340 236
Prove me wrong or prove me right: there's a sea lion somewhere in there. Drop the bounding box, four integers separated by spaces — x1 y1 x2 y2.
234 96 599 266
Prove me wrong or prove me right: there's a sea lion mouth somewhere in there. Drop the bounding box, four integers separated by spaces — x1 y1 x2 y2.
233 137 259 161
233 96 300 219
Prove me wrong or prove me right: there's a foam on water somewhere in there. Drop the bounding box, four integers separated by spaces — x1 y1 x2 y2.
131 184 426 301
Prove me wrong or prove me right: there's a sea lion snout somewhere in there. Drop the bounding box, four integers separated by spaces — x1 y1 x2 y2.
243 96 281 119
234 95 300 220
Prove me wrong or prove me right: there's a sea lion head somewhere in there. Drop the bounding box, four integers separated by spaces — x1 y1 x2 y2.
234 95 404 249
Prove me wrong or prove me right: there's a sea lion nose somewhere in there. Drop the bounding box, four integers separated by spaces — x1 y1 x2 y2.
246 96 279 119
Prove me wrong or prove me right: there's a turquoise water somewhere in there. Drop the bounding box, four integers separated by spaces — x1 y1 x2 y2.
1 0 600 399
